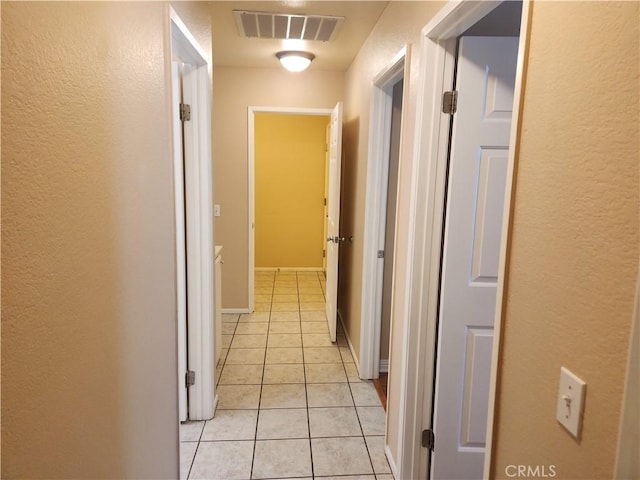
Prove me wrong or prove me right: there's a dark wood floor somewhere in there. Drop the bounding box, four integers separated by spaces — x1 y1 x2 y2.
372 373 388 411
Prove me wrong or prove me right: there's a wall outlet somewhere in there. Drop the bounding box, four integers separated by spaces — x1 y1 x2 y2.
214 204 221 217
556 366 586 438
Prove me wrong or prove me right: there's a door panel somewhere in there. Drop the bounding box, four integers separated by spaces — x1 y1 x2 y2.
325 102 343 342
432 36 518 479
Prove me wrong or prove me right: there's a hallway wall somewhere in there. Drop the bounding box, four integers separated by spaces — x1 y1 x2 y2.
492 2 639 477
1 3 211 478
212 67 343 309
340 0 444 464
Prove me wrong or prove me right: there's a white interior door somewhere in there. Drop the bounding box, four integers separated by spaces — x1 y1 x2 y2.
432 36 518 479
172 61 188 423
325 102 343 343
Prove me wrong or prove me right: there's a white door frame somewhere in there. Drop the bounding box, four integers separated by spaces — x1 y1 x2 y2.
394 1 530 478
247 106 332 312
169 7 216 421
359 47 409 380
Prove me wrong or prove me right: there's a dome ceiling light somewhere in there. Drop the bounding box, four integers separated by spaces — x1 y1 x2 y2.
276 51 315 72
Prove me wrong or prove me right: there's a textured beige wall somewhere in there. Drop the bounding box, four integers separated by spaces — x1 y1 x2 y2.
340 1 443 463
492 2 639 478
1 2 211 478
213 67 344 309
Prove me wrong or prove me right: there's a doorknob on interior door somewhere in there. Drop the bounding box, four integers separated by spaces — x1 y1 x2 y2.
327 236 346 243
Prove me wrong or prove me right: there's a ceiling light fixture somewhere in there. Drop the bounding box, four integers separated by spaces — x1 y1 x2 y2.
276 51 315 72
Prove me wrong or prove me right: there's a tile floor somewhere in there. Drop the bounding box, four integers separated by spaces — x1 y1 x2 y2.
180 271 393 480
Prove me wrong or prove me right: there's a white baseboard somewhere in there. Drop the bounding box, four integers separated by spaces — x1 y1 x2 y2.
338 309 362 376
221 308 250 314
385 443 399 480
379 359 389 373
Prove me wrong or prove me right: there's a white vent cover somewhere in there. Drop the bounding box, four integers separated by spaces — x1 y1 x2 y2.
233 10 343 42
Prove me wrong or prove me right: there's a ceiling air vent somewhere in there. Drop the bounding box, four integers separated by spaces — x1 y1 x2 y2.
234 11 344 42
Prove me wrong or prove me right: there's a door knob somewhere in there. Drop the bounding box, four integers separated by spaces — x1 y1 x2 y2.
327 236 346 243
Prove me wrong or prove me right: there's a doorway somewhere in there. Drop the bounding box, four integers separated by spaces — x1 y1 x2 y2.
395 1 527 479
360 48 408 381
169 8 216 424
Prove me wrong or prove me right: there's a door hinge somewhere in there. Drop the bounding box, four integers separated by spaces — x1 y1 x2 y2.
185 370 195 387
324 198 327 206
180 103 191 122
377 250 384 259
422 429 435 451
323 249 326 258
442 91 457 114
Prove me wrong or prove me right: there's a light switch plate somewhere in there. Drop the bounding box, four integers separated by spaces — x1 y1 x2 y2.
556 366 586 438
214 204 221 217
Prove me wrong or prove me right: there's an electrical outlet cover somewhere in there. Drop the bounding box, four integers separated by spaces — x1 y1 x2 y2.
556 366 586 438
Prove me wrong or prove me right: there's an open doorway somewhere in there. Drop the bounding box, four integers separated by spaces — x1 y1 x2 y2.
396 1 526 479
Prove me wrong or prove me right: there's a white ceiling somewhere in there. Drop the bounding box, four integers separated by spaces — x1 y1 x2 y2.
211 1 390 71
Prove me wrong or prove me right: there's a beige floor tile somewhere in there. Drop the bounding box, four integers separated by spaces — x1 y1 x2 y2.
301 322 329 334
253 439 312 479
269 322 301 334
298 293 325 303
375 475 395 480
270 311 301 322
271 302 300 312
298 285 323 294
189 440 254 480
180 421 205 442
350 382 381 406
365 436 392 474
337 335 349 347
260 384 307 409
309 407 361 437
303 347 342 363
222 323 237 335
314 476 376 480
218 364 264 385
222 334 233 348
265 347 303 364
268 333 302 348
217 385 261 409
255 286 274 294
307 383 354 407
235 322 269 335
254 302 271 312
201 410 257 441
311 437 373 477
222 313 240 323
179 442 197 480
225 348 265 365
305 363 347 383
302 333 334 347
273 294 299 303
345 364 365 383
300 311 326 322
299 303 325 312
230 334 267 349
254 293 273 303
356 406 386 436
263 364 305 384
239 312 270 323
340 346 355 363
256 408 309 439
273 287 298 295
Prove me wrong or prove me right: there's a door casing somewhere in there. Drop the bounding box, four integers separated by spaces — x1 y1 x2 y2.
247 106 333 315
169 7 216 421
393 1 531 478
359 47 409 381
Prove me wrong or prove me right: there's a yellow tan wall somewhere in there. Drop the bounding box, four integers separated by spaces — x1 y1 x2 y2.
1 2 211 478
255 113 329 269
340 1 444 463
213 67 343 309
492 2 639 478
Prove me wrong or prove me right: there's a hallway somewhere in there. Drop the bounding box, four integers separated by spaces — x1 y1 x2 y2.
180 271 392 480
